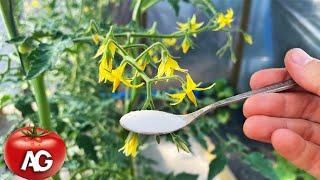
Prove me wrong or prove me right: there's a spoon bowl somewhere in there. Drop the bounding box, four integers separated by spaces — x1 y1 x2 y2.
120 110 190 135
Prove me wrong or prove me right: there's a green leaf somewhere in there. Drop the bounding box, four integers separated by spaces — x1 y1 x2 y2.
228 102 240 109
213 79 227 92
14 95 35 117
6 36 27 44
274 154 315 180
0 95 11 108
243 152 278 180
217 87 234 99
76 134 98 161
167 0 180 16
208 145 227 179
215 109 230 124
26 38 73 79
167 172 199 180
171 134 190 153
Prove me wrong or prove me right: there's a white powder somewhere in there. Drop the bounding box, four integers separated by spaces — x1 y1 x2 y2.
119 110 187 135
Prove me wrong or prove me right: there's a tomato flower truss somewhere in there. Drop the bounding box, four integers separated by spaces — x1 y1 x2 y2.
90 10 252 157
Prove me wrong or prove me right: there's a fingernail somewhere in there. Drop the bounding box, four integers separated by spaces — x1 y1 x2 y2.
291 49 312 65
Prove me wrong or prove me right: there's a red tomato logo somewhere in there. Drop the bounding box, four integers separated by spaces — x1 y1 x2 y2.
3 127 66 180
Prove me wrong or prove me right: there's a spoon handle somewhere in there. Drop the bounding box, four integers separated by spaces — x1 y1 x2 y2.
214 79 297 108
190 79 297 118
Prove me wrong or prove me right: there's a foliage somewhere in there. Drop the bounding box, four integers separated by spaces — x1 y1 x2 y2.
274 154 315 180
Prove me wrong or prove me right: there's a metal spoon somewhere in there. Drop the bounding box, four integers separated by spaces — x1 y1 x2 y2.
120 79 297 135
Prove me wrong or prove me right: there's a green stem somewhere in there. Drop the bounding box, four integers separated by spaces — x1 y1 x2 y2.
200 0 217 14
0 0 52 130
149 75 185 85
31 75 51 129
132 0 142 23
0 0 17 38
142 82 154 109
134 42 165 61
123 44 148 49
73 24 216 43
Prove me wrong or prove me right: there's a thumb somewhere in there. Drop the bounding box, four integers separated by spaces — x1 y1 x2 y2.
285 48 320 96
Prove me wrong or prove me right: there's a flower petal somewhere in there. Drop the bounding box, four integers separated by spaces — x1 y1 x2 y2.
186 74 198 91
122 79 144 88
186 91 197 106
93 44 107 58
195 83 215 91
112 79 121 93
167 92 186 105
182 37 190 54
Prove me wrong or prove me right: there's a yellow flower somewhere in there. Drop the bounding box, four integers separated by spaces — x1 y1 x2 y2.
94 40 116 59
149 50 159 63
168 74 215 106
163 38 177 46
92 34 100 45
181 37 191 54
177 14 204 37
137 58 147 71
102 63 144 92
98 57 109 82
213 8 234 31
95 41 117 82
31 0 40 8
243 33 253 45
152 56 159 63
119 133 139 157
157 56 187 78
83 6 90 13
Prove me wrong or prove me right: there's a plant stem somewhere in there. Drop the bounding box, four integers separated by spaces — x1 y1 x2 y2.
123 44 148 49
200 0 217 14
0 0 52 130
134 42 164 61
0 0 16 37
30 75 51 129
72 24 216 43
149 75 185 85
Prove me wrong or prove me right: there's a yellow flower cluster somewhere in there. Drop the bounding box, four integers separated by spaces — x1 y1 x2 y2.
177 14 204 54
94 38 144 92
92 9 252 157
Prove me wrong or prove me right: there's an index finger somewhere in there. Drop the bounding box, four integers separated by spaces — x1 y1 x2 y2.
250 68 290 90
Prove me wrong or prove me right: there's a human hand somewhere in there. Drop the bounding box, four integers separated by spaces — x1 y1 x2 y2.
243 48 320 178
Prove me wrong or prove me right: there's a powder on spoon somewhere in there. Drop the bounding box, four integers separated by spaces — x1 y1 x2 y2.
119 110 187 135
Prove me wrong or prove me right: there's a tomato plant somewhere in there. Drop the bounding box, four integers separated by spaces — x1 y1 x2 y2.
3 127 66 180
